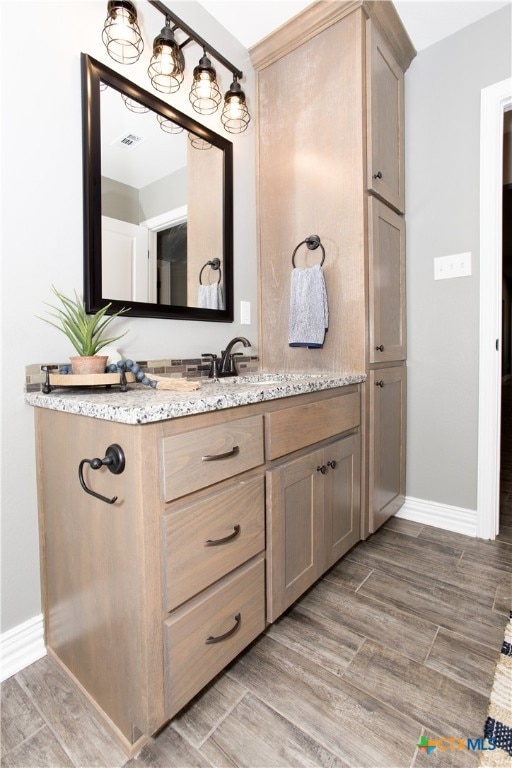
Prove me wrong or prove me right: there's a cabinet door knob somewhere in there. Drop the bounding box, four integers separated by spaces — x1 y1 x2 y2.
316 465 327 475
373 171 383 179
327 460 337 469
205 613 241 644
376 380 385 388
375 344 384 352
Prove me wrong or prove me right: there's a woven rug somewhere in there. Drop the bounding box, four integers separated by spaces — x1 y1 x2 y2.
479 611 512 766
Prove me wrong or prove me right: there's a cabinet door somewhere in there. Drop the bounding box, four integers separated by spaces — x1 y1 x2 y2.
366 20 405 213
324 434 361 569
266 449 324 622
369 366 406 533
369 197 406 363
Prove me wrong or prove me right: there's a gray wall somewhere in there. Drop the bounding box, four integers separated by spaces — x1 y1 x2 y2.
405 5 512 510
102 177 140 223
0 0 257 635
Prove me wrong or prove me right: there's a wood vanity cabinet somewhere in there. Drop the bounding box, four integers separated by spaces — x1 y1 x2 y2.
266 433 360 622
250 0 415 536
368 197 406 365
369 366 406 531
366 18 406 214
33 383 360 756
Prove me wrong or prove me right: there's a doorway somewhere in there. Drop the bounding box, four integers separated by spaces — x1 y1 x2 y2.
477 77 512 540
499 113 512 542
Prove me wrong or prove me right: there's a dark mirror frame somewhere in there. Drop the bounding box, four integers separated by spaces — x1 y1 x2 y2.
81 53 234 322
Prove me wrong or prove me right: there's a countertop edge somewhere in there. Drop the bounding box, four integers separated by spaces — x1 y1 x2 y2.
24 373 367 425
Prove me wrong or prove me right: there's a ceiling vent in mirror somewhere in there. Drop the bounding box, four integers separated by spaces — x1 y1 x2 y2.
112 132 145 149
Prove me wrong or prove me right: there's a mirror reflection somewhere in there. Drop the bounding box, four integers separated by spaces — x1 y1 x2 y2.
82 54 233 321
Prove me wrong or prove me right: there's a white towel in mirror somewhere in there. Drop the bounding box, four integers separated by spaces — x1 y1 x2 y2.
198 282 223 310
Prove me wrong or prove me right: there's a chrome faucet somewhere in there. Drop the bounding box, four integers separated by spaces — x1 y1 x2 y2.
218 337 251 377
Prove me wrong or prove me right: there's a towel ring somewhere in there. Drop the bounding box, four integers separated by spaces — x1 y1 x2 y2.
291 235 325 268
199 258 222 285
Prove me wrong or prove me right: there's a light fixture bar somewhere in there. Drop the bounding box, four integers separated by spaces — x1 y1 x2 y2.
147 0 243 81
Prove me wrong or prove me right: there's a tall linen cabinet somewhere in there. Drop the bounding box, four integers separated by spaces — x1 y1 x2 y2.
250 0 415 534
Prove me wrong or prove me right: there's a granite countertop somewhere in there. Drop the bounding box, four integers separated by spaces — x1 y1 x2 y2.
24 372 366 425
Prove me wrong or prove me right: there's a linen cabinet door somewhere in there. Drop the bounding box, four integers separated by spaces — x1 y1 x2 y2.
266 449 324 623
366 19 405 213
368 197 406 364
324 434 361 569
369 366 406 533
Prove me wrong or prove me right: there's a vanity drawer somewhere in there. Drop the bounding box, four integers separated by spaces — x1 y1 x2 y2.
161 476 265 611
265 392 360 459
164 556 265 717
160 415 264 501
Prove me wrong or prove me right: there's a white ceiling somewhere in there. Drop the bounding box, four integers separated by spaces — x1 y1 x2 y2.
198 0 511 53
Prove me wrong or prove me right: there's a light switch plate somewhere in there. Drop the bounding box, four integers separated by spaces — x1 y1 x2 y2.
434 252 472 280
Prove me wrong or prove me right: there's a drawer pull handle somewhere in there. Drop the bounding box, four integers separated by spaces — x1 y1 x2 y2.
204 525 241 547
205 613 241 645
317 465 327 475
202 445 240 462
376 380 385 388
375 344 384 352
373 170 383 179
327 460 337 469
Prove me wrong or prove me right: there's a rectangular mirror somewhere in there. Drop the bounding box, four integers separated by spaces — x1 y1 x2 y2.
81 53 234 321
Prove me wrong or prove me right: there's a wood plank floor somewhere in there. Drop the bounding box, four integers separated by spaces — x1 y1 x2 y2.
3 389 512 768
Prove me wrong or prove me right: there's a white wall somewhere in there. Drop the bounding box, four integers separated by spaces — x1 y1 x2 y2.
0 0 257 633
405 5 512 511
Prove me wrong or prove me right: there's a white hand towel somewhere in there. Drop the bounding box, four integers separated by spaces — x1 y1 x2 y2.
198 283 223 310
288 264 329 348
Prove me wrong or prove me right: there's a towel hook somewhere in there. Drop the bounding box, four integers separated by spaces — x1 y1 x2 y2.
291 235 325 268
199 258 222 285
78 444 126 505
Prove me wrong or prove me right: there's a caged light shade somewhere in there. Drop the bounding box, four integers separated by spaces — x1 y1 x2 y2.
157 114 184 134
102 0 144 65
147 18 184 94
221 78 250 134
189 51 221 115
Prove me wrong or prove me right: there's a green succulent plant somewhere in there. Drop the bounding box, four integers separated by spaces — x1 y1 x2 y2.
38 287 129 357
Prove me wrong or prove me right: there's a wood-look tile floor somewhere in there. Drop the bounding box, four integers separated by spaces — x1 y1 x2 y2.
3 406 512 768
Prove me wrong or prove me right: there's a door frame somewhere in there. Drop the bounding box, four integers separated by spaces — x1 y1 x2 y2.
477 77 512 539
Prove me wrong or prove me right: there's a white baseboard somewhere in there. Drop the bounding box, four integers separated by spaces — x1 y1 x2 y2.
396 496 478 537
0 614 46 682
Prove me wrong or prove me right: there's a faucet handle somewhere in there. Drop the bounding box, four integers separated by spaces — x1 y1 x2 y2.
200 353 219 379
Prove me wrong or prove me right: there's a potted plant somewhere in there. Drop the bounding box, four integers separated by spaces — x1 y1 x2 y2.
39 287 129 374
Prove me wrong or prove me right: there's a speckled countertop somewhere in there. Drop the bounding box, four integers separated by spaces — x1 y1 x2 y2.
24 372 366 425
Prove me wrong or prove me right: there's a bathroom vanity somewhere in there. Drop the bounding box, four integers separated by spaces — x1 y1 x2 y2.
27 374 363 755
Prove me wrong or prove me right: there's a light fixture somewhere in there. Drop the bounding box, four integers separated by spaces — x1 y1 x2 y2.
101 0 251 134
121 93 149 113
157 114 184 134
102 0 144 65
221 77 250 134
189 49 221 115
147 17 184 94
188 133 212 150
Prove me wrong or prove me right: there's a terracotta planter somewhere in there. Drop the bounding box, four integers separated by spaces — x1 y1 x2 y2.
70 355 108 375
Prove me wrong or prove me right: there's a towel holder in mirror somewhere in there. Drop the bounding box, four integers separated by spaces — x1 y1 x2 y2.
199 258 222 285
291 235 325 268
